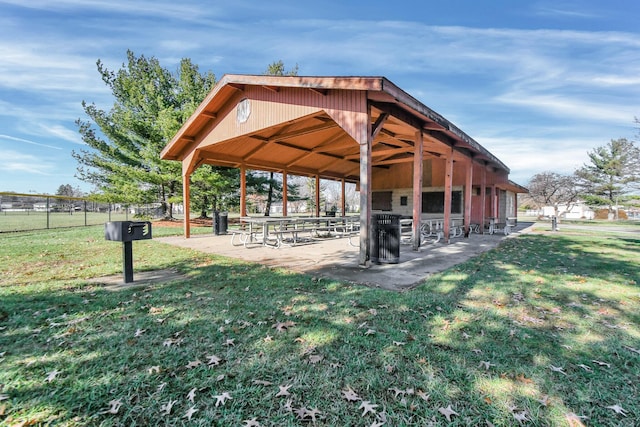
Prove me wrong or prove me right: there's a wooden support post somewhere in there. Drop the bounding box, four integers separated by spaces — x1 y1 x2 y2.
341 178 346 216
480 165 487 233
359 105 373 266
315 175 321 217
464 159 473 237
183 171 191 238
412 130 423 251
492 185 497 219
240 165 247 217
282 171 288 217
443 148 453 243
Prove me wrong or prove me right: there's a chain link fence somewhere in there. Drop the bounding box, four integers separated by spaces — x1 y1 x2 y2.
0 192 180 233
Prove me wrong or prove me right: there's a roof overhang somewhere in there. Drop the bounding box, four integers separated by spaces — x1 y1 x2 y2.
161 74 512 180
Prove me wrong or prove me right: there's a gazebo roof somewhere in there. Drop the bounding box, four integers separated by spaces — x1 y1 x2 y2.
161 74 510 181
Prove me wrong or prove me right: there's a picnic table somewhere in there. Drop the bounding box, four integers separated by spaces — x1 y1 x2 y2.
230 216 360 248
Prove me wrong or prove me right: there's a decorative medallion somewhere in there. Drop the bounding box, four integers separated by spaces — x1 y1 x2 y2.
236 98 251 123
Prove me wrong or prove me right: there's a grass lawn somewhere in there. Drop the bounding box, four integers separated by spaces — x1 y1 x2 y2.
1 222 639 426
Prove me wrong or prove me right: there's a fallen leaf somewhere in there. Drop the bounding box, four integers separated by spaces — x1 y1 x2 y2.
623 345 640 355
417 390 430 402
606 404 627 416
565 412 589 426
342 386 361 402
148 365 160 374
243 418 261 427
478 361 495 370
214 391 232 407
134 328 146 337
388 387 405 398
186 359 202 369
223 338 235 346
591 360 610 368
365 329 376 336
183 406 198 420
359 400 379 416
207 354 222 366
103 399 122 414
252 379 273 386
515 374 533 384
537 395 550 406
187 387 197 403
276 384 292 397
160 400 177 415
45 369 60 383
513 410 529 424
438 404 458 422
549 365 567 375
308 354 323 364
392 341 406 346
272 320 296 332
577 364 592 372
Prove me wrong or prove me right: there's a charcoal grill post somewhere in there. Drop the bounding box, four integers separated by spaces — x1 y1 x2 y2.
105 221 152 283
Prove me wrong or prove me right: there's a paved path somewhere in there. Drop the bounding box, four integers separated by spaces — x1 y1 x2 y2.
156 223 534 290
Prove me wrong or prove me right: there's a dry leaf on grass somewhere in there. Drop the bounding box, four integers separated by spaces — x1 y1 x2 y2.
207 354 222 366
272 320 296 332
183 406 198 421
276 384 292 397
160 400 177 416
187 387 197 403
243 418 261 427
342 387 361 402
605 404 628 416
214 392 232 407
45 369 60 383
359 401 378 416
438 404 458 422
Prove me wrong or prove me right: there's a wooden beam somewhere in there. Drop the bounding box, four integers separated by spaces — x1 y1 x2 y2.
268 120 338 142
371 113 389 139
341 178 346 216
443 147 454 243
201 111 217 119
480 164 486 232
182 168 191 239
282 171 288 217
412 131 423 251
359 103 373 266
240 165 247 217
464 159 473 237
315 175 321 217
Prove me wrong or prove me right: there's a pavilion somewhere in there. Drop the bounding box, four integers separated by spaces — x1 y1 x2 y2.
161 75 527 266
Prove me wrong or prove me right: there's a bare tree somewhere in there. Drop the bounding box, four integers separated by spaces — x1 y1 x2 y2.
527 171 582 222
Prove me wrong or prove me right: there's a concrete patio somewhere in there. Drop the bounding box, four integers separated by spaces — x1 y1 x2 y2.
156 222 533 291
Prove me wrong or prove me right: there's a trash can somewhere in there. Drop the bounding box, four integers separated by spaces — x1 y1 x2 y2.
214 211 228 235
371 214 401 264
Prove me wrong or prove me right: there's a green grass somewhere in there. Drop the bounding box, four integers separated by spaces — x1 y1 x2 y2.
1 223 639 426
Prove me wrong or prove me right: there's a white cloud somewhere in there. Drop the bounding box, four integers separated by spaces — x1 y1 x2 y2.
0 149 55 175
0 134 62 150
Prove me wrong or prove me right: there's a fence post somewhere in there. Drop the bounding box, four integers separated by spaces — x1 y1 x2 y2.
84 200 87 226
46 197 50 229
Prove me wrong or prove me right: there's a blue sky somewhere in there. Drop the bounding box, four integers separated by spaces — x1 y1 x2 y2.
1 0 639 195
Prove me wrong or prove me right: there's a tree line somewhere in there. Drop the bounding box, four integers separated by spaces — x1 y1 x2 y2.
524 132 640 220
72 53 318 220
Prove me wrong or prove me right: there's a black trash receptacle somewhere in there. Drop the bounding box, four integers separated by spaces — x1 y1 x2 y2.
371 214 401 264
214 211 228 235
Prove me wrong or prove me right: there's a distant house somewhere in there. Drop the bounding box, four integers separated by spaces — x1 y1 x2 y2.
541 201 594 220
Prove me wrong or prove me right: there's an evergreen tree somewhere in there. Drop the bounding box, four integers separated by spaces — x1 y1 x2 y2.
73 51 216 218
574 138 640 213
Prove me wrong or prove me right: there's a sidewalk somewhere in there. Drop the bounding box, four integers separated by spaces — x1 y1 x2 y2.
156 223 533 291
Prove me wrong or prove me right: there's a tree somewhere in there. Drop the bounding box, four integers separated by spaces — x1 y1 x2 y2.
55 184 83 198
526 171 582 221
574 138 640 216
256 60 300 216
190 165 239 217
73 51 216 219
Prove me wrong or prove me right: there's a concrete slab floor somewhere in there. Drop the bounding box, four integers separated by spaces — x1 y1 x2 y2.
155 222 534 291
